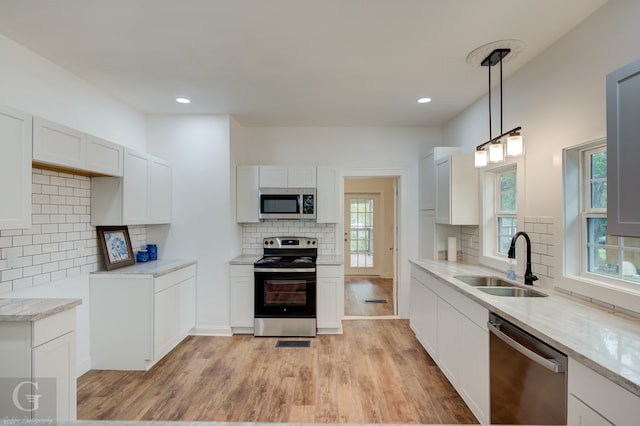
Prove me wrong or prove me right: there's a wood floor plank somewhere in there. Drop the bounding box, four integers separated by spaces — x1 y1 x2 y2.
77 319 478 424
344 276 394 316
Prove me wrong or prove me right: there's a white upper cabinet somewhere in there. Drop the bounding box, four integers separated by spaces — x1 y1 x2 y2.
316 166 338 223
0 105 32 230
419 153 436 210
91 148 171 226
122 149 151 224
259 165 316 188
86 135 124 177
435 153 478 225
33 117 123 177
287 166 316 187
236 165 260 223
33 117 86 170
606 58 640 237
149 156 172 224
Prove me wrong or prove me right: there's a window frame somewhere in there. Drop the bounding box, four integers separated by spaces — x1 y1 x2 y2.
561 138 640 313
495 169 517 256
479 156 524 272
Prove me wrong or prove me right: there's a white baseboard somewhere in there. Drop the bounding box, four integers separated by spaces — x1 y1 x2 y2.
77 355 92 377
190 325 233 336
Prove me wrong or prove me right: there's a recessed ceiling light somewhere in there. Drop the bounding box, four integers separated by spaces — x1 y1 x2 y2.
418 97 432 104
176 97 191 104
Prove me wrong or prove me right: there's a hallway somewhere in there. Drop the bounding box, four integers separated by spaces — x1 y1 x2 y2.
344 276 394 316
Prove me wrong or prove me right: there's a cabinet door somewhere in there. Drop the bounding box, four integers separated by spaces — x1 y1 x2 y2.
122 149 151 224
317 277 341 329
568 395 613 426
436 297 459 384
449 154 478 225
419 153 435 210
154 285 179 360
33 331 77 421
316 167 338 223
33 117 86 170
178 276 196 338
230 267 254 327
0 105 32 230
259 166 288 187
606 58 640 236
435 157 451 224
459 317 489 424
287 166 316 187
149 156 172 224
236 165 260 223
86 135 123 176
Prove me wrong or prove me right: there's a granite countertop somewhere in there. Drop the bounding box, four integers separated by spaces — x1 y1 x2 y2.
229 254 343 265
91 259 196 277
410 258 640 398
0 298 82 321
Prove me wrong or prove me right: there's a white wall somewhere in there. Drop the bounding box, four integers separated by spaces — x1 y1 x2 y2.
146 115 239 335
442 0 640 308
0 34 148 376
241 126 441 317
0 34 147 150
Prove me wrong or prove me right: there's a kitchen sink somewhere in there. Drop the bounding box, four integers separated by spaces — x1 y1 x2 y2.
477 286 548 297
454 275 514 287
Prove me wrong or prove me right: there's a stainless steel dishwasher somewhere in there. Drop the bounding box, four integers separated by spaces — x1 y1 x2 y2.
488 313 567 425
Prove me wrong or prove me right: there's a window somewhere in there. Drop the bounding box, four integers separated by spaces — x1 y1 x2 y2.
497 170 517 255
582 147 640 284
479 159 522 269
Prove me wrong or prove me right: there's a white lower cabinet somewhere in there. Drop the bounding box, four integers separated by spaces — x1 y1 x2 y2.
568 358 640 425
0 308 77 421
409 266 438 356
90 263 196 370
316 265 343 332
229 264 254 329
410 264 489 424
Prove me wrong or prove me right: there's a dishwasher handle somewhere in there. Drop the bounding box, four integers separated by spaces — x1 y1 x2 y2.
488 320 565 373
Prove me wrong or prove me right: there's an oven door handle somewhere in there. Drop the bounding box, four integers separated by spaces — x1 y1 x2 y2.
488 320 564 373
254 267 316 273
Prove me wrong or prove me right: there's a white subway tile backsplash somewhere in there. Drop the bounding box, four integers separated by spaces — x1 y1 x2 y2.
0 168 147 294
241 220 336 255
524 216 555 283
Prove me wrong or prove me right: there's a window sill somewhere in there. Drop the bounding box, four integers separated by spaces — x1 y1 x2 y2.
556 273 640 316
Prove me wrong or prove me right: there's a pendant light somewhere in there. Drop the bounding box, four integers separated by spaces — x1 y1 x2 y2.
473 47 524 167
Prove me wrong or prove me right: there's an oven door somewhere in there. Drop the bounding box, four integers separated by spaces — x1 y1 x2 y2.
254 269 316 318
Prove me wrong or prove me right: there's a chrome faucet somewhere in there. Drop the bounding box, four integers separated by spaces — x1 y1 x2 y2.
507 232 539 285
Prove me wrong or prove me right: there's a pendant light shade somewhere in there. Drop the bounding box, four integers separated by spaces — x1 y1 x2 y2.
506 133 524 157
475 150 488 168
489 142 505 163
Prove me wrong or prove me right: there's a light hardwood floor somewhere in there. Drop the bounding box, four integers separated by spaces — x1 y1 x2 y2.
344 276 394 316
77 320 477 424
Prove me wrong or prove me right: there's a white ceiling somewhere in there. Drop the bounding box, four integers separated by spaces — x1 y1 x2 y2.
0 0 607 127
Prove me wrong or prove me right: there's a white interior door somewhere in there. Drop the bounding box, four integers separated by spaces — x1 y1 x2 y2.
344 193 382 276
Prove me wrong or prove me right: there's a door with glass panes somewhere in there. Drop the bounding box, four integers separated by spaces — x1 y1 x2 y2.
344 194 382 276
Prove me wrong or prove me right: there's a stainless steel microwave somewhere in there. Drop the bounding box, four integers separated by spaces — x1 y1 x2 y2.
259 188 316 220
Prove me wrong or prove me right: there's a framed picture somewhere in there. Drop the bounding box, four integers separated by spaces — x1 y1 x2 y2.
96 226 135 270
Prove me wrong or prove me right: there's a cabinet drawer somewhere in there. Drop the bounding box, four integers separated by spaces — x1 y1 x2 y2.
33 309 75 348
317 265 342 278
438 281 487 329
154 264 196 293
411 265 438 293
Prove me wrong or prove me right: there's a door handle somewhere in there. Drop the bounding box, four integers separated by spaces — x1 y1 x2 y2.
487 321 564 373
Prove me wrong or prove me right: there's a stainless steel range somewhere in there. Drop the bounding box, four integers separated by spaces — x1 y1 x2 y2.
254 236 317 337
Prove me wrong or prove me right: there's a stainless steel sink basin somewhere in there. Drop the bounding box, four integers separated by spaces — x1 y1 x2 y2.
477 286 548 297
454 275 514 287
